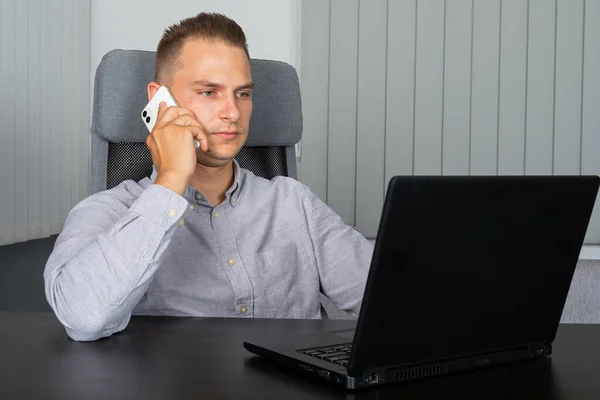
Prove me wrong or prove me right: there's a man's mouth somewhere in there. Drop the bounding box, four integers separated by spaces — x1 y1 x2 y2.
213 131 239 140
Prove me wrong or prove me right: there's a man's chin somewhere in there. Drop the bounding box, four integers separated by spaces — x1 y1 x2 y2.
195 151 239 168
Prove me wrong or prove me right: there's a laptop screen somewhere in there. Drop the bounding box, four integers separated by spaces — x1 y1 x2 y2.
351 175 599 372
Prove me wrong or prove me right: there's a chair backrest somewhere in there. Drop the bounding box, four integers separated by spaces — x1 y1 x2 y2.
90 49 302 194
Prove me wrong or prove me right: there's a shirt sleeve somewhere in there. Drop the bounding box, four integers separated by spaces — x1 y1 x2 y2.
43 183 188 341
300 185 373 318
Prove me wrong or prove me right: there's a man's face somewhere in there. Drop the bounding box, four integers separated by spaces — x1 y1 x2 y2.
165 39 253 168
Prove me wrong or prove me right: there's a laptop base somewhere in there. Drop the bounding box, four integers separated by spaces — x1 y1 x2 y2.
245 339 551 390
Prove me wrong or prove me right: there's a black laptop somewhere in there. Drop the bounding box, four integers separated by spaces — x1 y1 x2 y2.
244 175 600 389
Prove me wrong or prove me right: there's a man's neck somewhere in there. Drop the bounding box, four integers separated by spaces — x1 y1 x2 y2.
188 161 235 206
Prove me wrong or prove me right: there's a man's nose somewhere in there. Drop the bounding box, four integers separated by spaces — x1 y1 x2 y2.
219 94 240 122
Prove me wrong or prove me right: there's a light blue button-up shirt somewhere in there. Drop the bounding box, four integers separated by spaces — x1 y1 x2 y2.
44 161 373 341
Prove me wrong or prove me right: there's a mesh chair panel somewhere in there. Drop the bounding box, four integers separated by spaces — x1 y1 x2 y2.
234 146 288 179
107 143 154 190
106 142 288 190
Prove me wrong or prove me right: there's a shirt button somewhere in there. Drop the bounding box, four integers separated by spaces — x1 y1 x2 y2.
240 305 248 314
231 197 237 205
189 204 195 211
214 212 220 218
178 219 184 227
227 258 236 266
196 193 204 201
167 209 177 218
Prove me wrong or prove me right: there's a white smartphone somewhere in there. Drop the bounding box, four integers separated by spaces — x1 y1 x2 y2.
141 86 199 149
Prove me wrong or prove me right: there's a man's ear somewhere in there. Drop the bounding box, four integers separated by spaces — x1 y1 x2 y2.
147 82 161 101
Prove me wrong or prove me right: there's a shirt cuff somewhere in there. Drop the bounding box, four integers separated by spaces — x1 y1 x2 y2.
129 184 189 229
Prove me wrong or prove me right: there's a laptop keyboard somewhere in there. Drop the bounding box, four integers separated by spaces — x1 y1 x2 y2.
300 344 352 367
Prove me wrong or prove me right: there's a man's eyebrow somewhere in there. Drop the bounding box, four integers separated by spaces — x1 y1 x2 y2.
189 80 254 91
190 80 223 89
236 81 255 91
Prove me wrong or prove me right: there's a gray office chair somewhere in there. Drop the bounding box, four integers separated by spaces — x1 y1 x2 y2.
89 49 349 319
90 49 302 194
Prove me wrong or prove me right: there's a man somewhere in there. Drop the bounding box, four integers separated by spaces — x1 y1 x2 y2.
44 13 372 341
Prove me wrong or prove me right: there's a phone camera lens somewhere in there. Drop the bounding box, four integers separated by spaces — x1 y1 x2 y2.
145 116 151 123
142 110 147 118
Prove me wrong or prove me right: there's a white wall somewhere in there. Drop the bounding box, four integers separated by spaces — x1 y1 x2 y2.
90 0 301 87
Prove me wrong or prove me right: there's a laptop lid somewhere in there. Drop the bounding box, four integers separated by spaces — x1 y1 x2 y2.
347 175 599 376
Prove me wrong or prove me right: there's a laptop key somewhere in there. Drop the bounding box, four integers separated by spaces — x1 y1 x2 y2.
321 352 347 358
327 355 349 362
305 350 322 356
316 354 333 359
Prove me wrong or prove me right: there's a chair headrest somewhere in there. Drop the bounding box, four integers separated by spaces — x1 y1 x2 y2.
91 49 302 147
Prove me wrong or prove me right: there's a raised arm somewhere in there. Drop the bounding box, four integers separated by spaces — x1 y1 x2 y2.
45 100 208 341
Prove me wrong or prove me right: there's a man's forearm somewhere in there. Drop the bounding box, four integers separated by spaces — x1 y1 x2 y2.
43 184 188 341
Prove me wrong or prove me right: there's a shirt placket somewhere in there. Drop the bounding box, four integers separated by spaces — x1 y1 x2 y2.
210 205 254 317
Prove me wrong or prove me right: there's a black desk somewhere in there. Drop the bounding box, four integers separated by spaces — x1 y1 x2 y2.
0 312 598 399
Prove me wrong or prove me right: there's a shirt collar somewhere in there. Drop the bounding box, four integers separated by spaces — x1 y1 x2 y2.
225 159 242 206
149 159 242 207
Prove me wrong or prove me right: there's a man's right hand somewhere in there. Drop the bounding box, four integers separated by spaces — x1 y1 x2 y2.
146 102 209 196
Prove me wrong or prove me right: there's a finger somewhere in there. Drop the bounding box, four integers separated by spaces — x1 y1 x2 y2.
166 124 209 152
197 138 209 152
154 106 196 130
154 102 169 130
168 114 202 128
189 128 209 152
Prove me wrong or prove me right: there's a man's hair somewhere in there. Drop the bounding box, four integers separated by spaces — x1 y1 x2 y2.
155 12 250 83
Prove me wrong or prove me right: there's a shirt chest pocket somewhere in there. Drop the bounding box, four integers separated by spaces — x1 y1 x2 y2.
255 242 319 319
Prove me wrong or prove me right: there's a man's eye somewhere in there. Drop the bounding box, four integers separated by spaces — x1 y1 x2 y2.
200 91 215 97
237 91 251 99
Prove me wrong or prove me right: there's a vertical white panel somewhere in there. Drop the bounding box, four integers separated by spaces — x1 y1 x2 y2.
470 0 500 175
355 0 387 237
498 0 528 175
78 0 91 200
442 0 472 175
554 0 584 175
61 0 73 227
582 0 600 243
71 0 81 208
525 0 556 175
0 0 91 245
0 0 16 245
39 0 52 238
27 0 42 239
413 0 445 175
13 1 29 243
50 1 63 233
385 0 416 185
299 0 330 202
303 0 600 244
327 0 358 226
